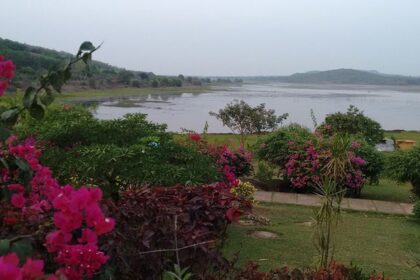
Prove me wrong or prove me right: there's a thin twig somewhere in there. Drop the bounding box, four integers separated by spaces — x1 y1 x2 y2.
132 240 216 256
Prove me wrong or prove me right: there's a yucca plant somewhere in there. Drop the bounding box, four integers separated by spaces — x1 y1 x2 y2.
313 178 345 269
314 134 352 269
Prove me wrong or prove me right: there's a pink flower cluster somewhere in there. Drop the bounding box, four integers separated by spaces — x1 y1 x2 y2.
188 133 202 142
0 55 15 96
215 145 252 187
0 253 51 280
286 141 321 188
2 136 114 280
285 139 367 189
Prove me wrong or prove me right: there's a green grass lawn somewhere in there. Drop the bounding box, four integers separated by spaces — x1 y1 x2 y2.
203 133 260 149
224 203 420 279
59 85 214 101
385 131 420 143
362 179 414 203
204 131 420 150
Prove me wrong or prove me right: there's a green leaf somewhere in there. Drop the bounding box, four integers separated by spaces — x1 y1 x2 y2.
82 52 92 64
0 157 9 169
49 71 65 93
23 87 36 109
15 158 30 173
1 108 20 126
10 239 32 264
0 239 10 255
39 89 55 106
0 125 11 141
77 41 95 57
29 103 45 120
63 66 72 82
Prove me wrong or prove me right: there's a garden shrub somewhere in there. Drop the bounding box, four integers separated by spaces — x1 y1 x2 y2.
255 124 314 168
105 184 251 279
0 136 114 279
413 200 420 220
385 146 420 198
185 134 253 185
256 124 382 194
230 261 390 280
317 105 384 145
231 180 257 204
17 106 220 196
353 140 384 185
255 161 274 182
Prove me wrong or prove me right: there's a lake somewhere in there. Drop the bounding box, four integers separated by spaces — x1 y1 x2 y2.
93 83 420 132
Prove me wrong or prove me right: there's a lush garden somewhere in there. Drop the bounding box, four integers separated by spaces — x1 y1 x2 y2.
0 44 419 279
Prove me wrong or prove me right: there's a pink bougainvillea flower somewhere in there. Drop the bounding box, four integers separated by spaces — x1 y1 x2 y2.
45 230 72 253
0 59 16 79
77 229 98 245
95 217 115 235
188 133 202 142
0 253 21 280
0 80 8 96
225 208 241 222
11 193 26 208
8 183 25 192
21 258 45 279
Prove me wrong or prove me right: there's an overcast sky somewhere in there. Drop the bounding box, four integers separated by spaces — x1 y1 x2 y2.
2 0 420 76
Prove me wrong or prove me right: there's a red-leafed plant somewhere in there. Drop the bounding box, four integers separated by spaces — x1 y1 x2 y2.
229 260 390 280
105 183 251 279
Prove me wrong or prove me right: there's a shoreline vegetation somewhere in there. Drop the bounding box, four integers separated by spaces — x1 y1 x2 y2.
58 85 219 102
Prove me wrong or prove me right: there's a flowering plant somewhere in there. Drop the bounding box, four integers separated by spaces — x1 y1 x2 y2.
0 49 114 279
0 55 16 96
286 137 367 190
0 136 114 279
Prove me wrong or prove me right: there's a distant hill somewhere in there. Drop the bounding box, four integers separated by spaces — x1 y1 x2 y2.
0 38 220 91
248 69 420 86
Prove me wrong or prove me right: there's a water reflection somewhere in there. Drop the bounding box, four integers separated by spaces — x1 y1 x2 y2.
91 83 420 132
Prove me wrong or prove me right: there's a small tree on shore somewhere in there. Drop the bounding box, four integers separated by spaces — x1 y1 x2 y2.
209 100 288 145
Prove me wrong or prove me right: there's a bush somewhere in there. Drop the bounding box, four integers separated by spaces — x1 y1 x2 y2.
385 146 420 198
255 161 274 182
16 106 220 197
105 184 251 279
317 105 384 145
231 180 257 204
353 140 384 185
286 135 369 193
413 200 420 220
0 137 114 279
230 261 389 280
255 124 313 168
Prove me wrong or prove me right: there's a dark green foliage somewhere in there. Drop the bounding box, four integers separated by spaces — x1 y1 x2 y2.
210 100 288 145
414 200 420 220
0 41 99 141
16 106 220 196
385 146 420 198
255 124 313 167
255 161 274 182
318 105 384 145
354 140 384 185
0 37 189 90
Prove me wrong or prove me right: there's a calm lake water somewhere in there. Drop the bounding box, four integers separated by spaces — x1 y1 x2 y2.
94 83 420 132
